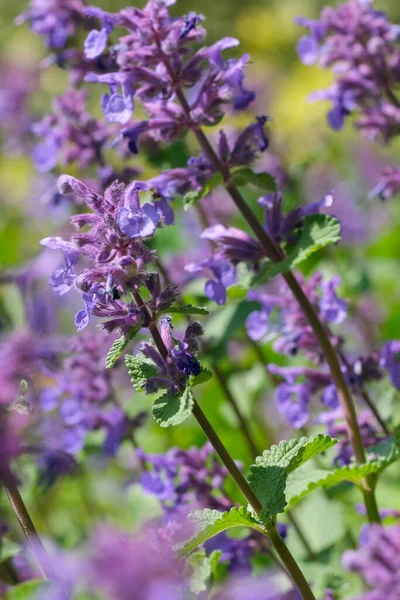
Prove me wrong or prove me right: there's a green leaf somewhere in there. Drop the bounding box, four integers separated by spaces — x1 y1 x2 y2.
254 435 337 474
5 580 51 599
254 215 341 284
158 304 209 317
182 173 224 209
248 466 287 526
106 327 140 369
231 167 276 191
178 507 263 557
188 366 213 387
186 549 222 594
285 434 400 509
125 354 158 391
152 387 194 427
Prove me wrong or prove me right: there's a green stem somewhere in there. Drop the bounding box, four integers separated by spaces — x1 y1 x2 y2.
268 526 316 600
136 293 316 600
1 465 51 579
170 83 380 523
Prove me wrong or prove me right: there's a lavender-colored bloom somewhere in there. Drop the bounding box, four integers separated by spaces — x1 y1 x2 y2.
84 28 108 59
369 167 400 201
268 365 334 428
245 273 345 361
296 1 400 143
342 524 400 599
16 0 85 49
141 318 203 395
201 225 265 264
41 176 169 333
381 340 400 390
185 255 236 305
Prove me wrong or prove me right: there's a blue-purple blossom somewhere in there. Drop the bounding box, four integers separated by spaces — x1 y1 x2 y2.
185 255 236 305
342 523 400 599
380 340 400 390
41 176 173 333
296 1 400 142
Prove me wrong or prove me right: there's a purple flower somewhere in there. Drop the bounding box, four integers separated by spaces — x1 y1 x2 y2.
117 182 160 239
320 277 348 324
186 255 236 305
369 167 400 201
201 225 265 264
381 340 400 390
342 524 400 599
101 92 134 125
40 236 80 295
84 28 108 59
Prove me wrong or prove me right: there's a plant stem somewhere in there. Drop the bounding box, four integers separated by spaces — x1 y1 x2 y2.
169 84 380 522
135 293 316 599
268 525 316 600
1 465 51 579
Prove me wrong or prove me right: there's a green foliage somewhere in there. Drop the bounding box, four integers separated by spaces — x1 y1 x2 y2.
285 434 400 509
186 549 222 594
106 328 140 369
253 435 337 473
188 366 213 387
157 304 209 317
125 354 158 391
254 215 341 284
247 466 288 526
4 580 51 599
182 173 224 209
152 387 194 427
231 167 276 191
179 507 263 557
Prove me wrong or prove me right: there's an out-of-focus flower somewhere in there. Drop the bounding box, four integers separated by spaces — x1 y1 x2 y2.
343 523 400 599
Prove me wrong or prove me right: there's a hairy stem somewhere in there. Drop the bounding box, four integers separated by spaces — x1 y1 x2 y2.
1 465 51 579
169 84 380 522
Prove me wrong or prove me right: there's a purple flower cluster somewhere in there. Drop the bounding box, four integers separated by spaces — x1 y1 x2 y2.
343 523 400 599
38 333 144 456
139 441 274 573
16 0 86 49
83 1 255 137
296 1 400 139
246 273 347 362
141 319 204 395
186 194 333 305
41 175 177 334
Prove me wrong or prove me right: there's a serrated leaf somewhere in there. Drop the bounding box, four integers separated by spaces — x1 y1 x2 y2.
186 549 221 594
254 215 341 285
285 464 380 510
188 367 213 387
182 172 224 209
247 465 287 525
158 304 209 317
152 387 194 427
125 354 158 391
4 580 51 599
232 167 276 191
254 435 337 474
106 328 140 369
178 507 263 557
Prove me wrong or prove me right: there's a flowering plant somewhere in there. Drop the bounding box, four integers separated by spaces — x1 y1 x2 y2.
1 1 400 599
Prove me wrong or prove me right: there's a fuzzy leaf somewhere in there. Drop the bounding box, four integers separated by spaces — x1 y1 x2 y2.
285 434 400 509
125 354 158 391
254 435 337 474
106 328 140 369
186 549 222 594
232 167 276 191
254 215 341 284
182 173 223 209
179 507 262 557
188 367 213 387
158 304 209 317
248 465 287 525
152 387 194 427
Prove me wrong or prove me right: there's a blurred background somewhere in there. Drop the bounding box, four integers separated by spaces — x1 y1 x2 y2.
1 1 400 594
